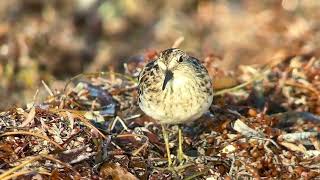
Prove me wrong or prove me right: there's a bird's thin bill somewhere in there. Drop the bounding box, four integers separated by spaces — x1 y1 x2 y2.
162 70 173 90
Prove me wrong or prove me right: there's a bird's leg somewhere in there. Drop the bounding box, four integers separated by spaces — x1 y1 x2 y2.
177 125 186 163
161 124 172 167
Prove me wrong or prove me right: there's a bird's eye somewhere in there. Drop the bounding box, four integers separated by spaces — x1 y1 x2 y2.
178 56 183 62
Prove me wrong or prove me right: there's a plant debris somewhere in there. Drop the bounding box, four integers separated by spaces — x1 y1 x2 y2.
1 54 320 179
1 0 320 179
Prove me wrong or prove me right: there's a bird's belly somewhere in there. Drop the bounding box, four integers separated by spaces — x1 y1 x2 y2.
140 83 213 124
161 91 212 124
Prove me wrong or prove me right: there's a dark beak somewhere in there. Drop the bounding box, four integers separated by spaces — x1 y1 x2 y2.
162 70 173 90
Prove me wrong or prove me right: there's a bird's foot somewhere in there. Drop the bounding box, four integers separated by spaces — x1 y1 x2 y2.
177 149 190 165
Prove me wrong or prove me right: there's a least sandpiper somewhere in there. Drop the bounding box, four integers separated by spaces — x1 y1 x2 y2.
138 48 213 166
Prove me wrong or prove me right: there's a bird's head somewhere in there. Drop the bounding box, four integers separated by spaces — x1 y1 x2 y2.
157 48 187 72
156 48 191 90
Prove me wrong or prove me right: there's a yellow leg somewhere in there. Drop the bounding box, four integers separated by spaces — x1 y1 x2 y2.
161 124 172 167
177 126 185 163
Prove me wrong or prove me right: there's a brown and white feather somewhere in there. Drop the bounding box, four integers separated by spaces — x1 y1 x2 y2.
138 48 213 124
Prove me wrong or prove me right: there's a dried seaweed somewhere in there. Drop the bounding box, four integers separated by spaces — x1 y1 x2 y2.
1 1 320 179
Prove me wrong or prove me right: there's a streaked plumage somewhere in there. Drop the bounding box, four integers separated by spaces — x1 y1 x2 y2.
138 48 213 124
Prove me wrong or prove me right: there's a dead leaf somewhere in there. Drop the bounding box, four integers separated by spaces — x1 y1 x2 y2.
100 163 138 180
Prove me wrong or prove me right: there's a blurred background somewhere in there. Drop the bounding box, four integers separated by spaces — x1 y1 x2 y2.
0 0 319 110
